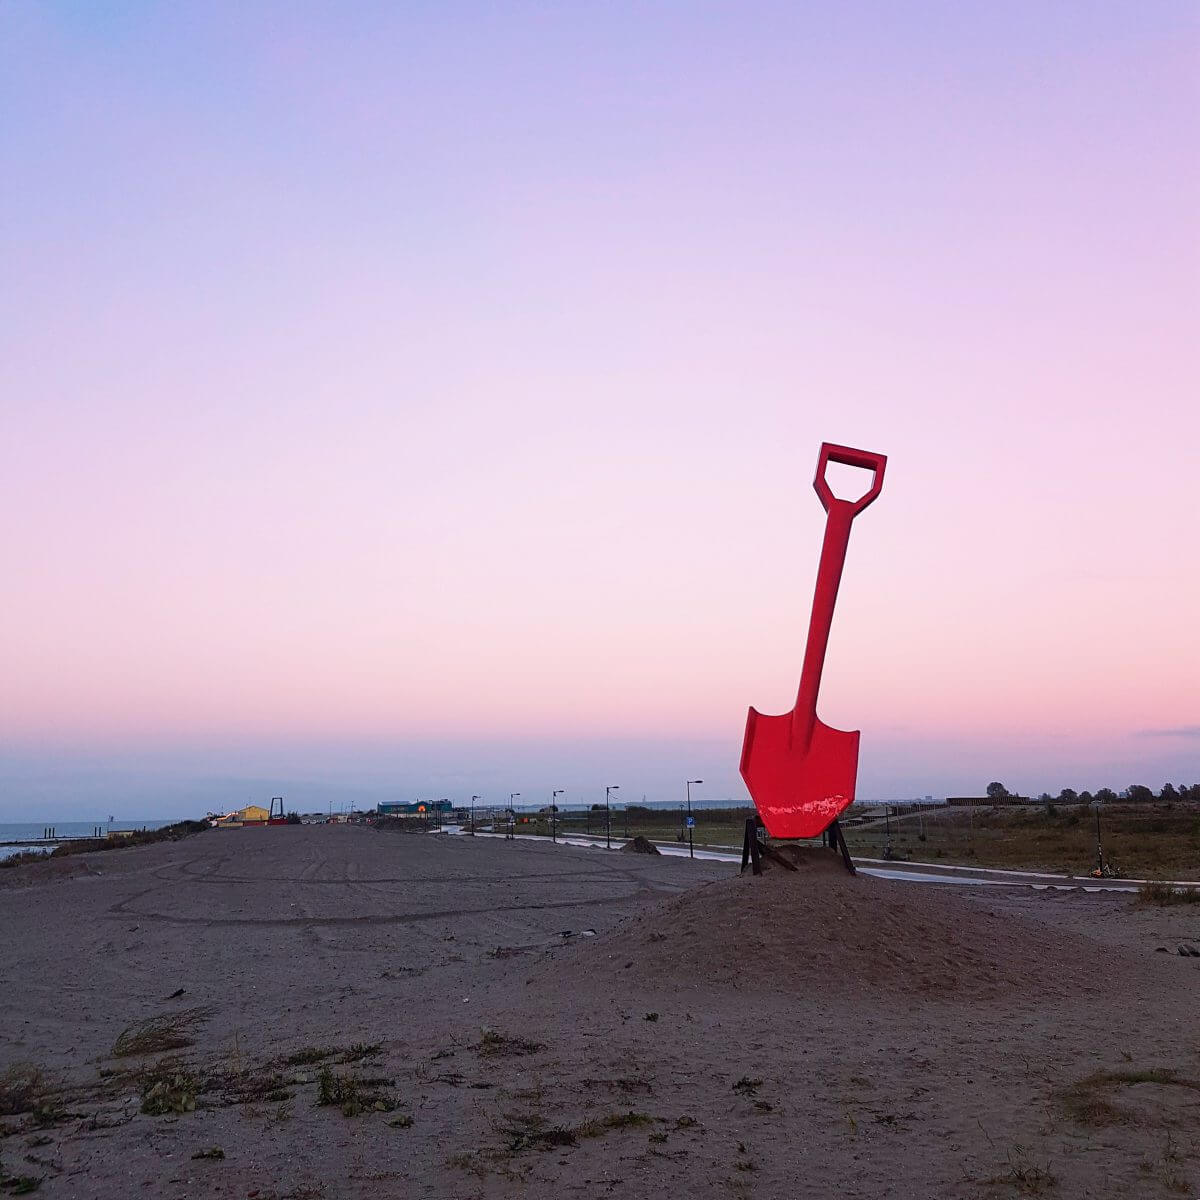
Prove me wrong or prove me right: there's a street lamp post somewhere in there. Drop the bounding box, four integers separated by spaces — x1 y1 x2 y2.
686 780 703 860
605 785 619 849
470 795 479 835
1091 800 1109 877
552 790 564 843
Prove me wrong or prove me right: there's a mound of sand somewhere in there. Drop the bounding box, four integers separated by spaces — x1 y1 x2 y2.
547 854 1126 1003
620 836 661 855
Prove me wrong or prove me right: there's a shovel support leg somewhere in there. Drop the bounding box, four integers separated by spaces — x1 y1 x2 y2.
740 818 763 876
829 818 856 875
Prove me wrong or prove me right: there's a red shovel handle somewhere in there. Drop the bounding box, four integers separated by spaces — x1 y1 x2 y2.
793 441 887 746
813 443 887 516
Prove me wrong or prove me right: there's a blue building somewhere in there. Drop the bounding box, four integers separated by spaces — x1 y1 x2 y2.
377 800 453 816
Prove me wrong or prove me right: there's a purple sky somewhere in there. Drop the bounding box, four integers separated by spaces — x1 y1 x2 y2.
2 3 1197 819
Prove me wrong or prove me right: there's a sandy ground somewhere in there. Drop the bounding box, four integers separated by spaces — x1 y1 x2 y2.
1 824 1199 1199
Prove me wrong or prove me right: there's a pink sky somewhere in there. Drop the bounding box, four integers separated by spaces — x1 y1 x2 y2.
1 3 1196 816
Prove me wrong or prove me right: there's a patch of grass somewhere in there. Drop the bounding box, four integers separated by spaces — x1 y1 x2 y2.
0 1173 43 1194
503 1118 576 1153
190 1147 224 1160
445 1150 512 1182
316 1066 354 1110
579 1111 653 1136
112 1007 210 1058
493 1108 653 1156
225 1071 291 1105
733 1076 762 1095
1160 1166 1190 1195
388 1114 413 1128
1057 1068 1200 1127
284 1046 337 1067
341 1043 381 1063
27 1103 68 1130
0 1067 46 1118
283 1042 379 1071
1057 1088 1125 1128
582 1074 653 1094
843 801 1200 875
0 851 53 871
315 1066 393 1117
1003 1146 1057 1195
1106 1068 1193 1087
1139 881 1200 906
477 1030 544 1059
140 1066 198 1116
643 1012 659 1022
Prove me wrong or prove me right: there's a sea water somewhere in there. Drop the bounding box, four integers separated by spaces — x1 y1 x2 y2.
0 819 176 862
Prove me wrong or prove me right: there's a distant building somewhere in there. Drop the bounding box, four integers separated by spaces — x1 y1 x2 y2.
945 795 1029 807
377 800 452 816
211 804 271 828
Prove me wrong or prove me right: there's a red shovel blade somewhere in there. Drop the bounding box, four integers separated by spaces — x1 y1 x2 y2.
740 442 884 839
740 709 860 839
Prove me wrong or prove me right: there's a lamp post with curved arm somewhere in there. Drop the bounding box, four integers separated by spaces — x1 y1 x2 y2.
605 785 619 850
552 790 564 843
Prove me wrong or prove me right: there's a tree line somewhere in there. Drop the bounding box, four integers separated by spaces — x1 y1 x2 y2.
986 781 1200 804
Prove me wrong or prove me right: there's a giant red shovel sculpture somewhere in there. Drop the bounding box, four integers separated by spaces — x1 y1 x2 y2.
740 442 887 843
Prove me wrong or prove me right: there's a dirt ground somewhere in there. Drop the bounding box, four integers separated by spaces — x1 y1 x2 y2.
1 825 1198 1199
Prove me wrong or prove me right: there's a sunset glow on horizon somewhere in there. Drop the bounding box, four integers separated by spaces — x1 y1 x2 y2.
1 2 1196 818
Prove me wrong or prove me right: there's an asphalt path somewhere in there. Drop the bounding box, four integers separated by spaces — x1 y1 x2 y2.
455 826 1200 893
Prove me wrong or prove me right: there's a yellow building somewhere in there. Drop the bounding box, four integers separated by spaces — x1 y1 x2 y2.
239 805 270 826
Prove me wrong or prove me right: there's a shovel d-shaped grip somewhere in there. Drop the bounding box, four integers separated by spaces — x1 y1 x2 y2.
814 442 886 516
740 441 887 839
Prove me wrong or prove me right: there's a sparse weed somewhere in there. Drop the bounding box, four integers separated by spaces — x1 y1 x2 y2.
140 1065 198 1116
0 1170 43 1194
1139 881 1200 906
0 1066 46 1118
478 1030 544 1059
1003 1146 1057 1195
581 1111 652 1134
315 1066 393 1117
479 1108 656 1163
284 1046 336 1067
1056 1068 1200 1128
113 1008 210 1058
